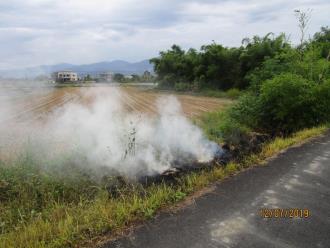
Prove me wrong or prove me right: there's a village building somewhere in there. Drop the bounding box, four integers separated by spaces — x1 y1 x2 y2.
52 71 78 82
124 75 133 79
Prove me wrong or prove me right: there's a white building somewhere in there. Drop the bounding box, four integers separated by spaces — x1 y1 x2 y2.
124 75 133 79
52 71 78 82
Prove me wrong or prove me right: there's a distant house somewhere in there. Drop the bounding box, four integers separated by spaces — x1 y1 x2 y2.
52 71 78 82
124 75 133 79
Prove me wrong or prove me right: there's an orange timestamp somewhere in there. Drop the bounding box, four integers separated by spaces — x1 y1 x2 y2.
260 208 311 218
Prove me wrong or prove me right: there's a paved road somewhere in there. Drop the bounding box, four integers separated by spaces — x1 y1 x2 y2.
103 132 330 248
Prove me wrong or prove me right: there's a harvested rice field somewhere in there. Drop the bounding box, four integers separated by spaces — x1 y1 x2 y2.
0 83 232 125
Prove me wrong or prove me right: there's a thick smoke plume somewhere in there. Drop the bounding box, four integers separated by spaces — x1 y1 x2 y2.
0 86 220 179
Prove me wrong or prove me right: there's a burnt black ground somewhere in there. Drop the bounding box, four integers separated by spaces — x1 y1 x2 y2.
102 132 330 248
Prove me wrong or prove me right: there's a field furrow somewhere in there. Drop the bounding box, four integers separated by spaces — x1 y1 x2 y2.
1 85 230 125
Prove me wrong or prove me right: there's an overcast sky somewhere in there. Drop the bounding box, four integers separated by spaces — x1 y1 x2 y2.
0 0 329 70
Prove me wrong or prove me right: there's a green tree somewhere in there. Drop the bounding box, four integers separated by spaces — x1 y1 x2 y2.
84 74 92 81
239 33 290 87
113 73 124 82
311 26 330 59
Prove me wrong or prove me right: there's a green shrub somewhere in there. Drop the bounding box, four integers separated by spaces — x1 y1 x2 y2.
158 74 177 89
219 115 250 147
198 110 250 146
226 88 241 99
312 79 330 123
229 92 260 129
199 89 226 98
257 73 318 134
174 82 191 91
230 73 330 135
254 74 308 133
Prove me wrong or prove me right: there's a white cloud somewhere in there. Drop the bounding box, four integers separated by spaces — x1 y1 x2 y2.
0 0 329 69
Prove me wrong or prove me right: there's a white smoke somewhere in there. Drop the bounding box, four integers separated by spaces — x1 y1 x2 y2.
0 85 220 178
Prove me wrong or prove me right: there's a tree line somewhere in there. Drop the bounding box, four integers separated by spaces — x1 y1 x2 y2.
150 27 329 92
151 14 330 136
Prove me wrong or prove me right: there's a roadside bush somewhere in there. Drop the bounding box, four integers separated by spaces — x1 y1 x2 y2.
198 110 250 146
199 88 227 98
257 73 315 134
219 114 250 147
229 73 327 135
174 82 192 91
229 92 260 129
198 108 271 158
312 79 330 123
226 88 241 99
158 74 177 89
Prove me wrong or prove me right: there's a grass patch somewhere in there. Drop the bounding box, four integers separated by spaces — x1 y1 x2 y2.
194 109 250 145
242 125 328 166
0 124 328 247
199 88 242 99
152 86 242 99
0 166 225 248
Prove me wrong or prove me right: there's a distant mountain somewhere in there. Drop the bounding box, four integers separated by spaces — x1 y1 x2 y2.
0 60 153 79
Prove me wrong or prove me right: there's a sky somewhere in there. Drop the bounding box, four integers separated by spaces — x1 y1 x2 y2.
0 0 329 70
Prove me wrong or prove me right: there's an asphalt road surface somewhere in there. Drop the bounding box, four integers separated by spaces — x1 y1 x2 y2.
103 132 330 248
